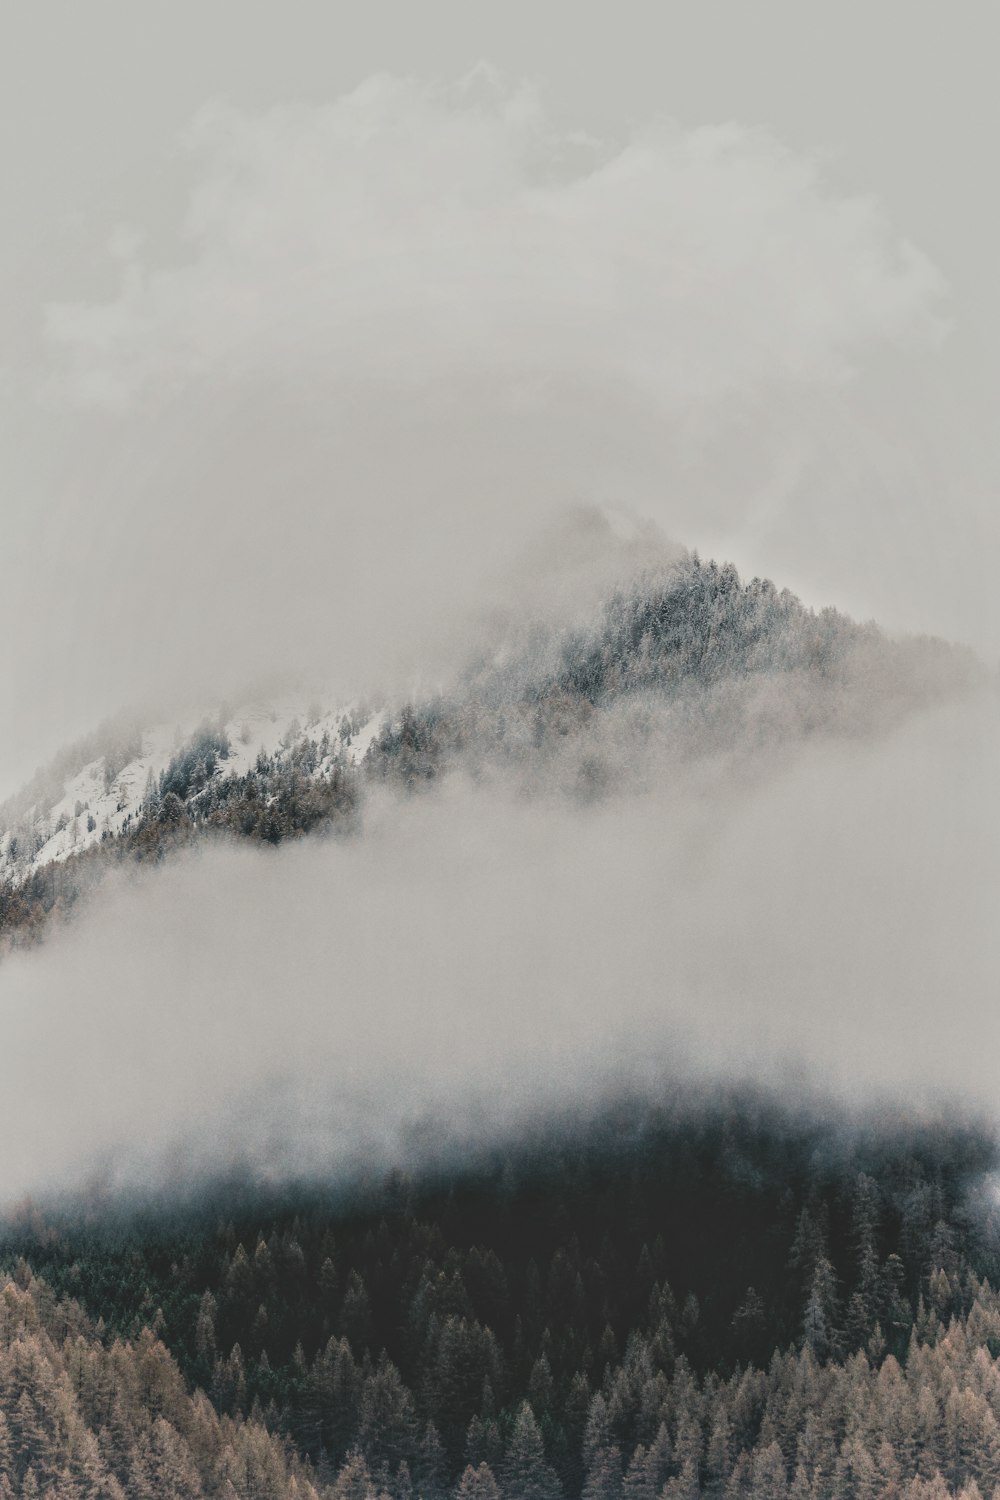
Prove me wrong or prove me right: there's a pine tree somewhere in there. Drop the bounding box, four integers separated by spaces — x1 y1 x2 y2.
415 1420 448 1500
582 1444 622 1500
621 1442 656 1500
750 1440 788 1500
357 1356 417 1479
802 1257 840 1362
454 1463 501 1500
503 1403 561 1500
340 1271 374 1353
465 1415 503 1476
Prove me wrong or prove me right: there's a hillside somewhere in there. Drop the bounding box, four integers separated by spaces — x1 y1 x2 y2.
3 1090 1000 1498
0 549 979 954
0 554 994 1497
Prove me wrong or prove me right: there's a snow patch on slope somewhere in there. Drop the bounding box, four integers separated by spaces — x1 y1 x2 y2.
0 697 384 887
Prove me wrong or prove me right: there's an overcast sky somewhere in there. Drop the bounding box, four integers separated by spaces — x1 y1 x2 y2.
3 1 999 799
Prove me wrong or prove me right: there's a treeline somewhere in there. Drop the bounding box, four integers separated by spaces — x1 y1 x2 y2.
138 727 359 849
0 729 361 955
0 1272 324 1498
366 555 979 792
0 554 981 953
5 1092 1000 1497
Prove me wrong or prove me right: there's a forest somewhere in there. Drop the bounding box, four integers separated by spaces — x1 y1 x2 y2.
2 1088 1000 1498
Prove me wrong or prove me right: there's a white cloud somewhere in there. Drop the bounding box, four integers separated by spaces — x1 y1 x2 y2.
45 74 945 410
1 691 997 1203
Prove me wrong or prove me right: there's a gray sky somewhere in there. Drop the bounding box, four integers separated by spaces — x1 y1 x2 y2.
2 1 999 798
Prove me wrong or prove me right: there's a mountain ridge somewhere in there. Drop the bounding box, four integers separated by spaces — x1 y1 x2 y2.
0 547 980 952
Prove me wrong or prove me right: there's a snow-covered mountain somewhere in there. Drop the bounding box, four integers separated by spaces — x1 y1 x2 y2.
0 547 981 947
0 697 384 889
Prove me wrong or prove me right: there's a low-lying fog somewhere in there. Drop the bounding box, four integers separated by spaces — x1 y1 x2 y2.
1 683 996 1205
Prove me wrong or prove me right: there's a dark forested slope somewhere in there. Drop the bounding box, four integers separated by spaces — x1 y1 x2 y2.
3 1091 1000 1498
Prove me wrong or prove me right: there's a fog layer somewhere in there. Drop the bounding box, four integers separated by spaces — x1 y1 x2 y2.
1 685 996 1204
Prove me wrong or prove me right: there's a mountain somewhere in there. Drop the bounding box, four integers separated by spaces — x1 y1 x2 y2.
0 546 997 1499
0 547 979 952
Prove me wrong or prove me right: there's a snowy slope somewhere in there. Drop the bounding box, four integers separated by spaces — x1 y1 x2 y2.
0 697 384 888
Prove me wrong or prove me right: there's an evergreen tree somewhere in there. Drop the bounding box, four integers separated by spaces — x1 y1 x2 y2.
454 1463 501 1500
503 1404 562 1500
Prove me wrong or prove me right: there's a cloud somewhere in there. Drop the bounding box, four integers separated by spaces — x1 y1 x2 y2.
46 73 945 410
1 688 997 1204
1 68 966 803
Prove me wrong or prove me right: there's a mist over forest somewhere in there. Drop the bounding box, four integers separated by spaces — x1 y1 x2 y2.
4 12 1000 1499
1 531 999 1499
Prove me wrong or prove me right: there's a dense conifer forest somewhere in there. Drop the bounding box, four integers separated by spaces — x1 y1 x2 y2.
3 1091 1000 1498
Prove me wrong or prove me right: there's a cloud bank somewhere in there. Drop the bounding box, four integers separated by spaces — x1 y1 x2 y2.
46 72 943 407
1 688 997 1205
